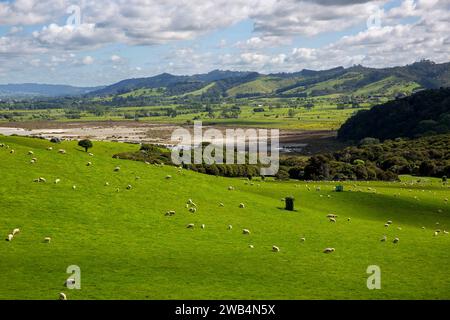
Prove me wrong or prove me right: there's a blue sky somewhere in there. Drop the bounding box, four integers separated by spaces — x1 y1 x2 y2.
0 0 448 86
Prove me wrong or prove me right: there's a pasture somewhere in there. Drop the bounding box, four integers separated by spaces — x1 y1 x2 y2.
0 135 449 299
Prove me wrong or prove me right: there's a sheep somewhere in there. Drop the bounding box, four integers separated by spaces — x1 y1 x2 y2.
219 203 224 207
28 151 34 155
397 227 402 230
44 237 51 243
323 247 335 253
59 292 67 300
248 245 254 249
86 162 92 166
58 149 66 154
10 149 15 154
165 210 175 216
12 228 20 235
434 231 439 236
187 199 197 207
228 186 234 191
88 153 94 156
387 220 393 225
126 184 132 190
329 217 336 223
347 218 351 222
242 229 251 235
6 234 13 241
186 223 195 229
239 203 245 208
393 238 399 244
316 187 321 191
201 224 205 229
326 214 338 218
30 159 36 164
444 231 449 235
104 182 109 186
384 223 389 227
72 185 76 190
380 235 387 242
228 225 233 230
114 166 120 172
189 207 197 213
54 179 60 184
47 147 53 151
38 177 46 183
272 245 280 252
165 175 172 179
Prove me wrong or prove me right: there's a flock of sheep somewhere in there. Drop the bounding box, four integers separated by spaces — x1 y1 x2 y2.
1 139 449 300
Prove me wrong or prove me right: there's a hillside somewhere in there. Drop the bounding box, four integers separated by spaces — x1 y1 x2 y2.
87 60 450 100
338 88 450 141
1 135 449 299
0 83 103 98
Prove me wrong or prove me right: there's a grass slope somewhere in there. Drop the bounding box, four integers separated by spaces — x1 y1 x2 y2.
0 135 449 299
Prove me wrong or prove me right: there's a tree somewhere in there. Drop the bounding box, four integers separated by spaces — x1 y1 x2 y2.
78 139 93 152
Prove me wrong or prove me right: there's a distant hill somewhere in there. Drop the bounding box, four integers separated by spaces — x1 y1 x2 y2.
337 87 450 141
87 60 450 100
0 83 104 97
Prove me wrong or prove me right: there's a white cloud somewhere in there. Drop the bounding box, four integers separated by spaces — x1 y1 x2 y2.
82 55 94 65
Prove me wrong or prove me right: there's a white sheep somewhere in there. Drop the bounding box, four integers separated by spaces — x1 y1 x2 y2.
72 185 76 190
228 186 234 191
189 207 197 213
10 149 15 154
88 153 94 156
219 203 224 207
228 225 233 230
47 147 53 151
326 214 338 218
434 231 439 236
242 229 251 235
105 182 109 186
239 203 245 208
55 179 61 184
272 245 280 252
165 210 175 216
393 238 399 244
323 247 335 253
165 175 172 179
347 218 351 222
384 223 389 227
6 234 13 241
44 237 51 243
28 151 34 155
186 223 195 229
114 166 120 172
248 245 254 249
329 217 336 223
86 162 92 166
300 237 306 242
387 220 393 225
201 224 205 229
126 184 132 190
444 231 449 235
59 292 67 300
12 228 20 235
38 177 46 183
58 149 66 154
380 235 387 242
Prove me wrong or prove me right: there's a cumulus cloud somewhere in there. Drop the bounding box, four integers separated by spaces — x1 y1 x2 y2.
82 55 94 65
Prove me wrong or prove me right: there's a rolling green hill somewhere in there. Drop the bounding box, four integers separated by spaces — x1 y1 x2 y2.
1 135 449 299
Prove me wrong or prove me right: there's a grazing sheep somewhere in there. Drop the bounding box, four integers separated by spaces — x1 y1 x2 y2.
228 186 234 191
187 199 197 207
326 214 338 218
228 225 233 230
72 185 76 190
201 224 205 229
44 237 51 243
165 210 175 216
393 238 399 244
6 234 13 241
384 223 389 227
47 147 53 151
30 159 36 164
387 220 393 225
316 187 321 191
28 151 34 155
380 235 387 242
104 182 109 186
126 184 132 190
86 162 92 166
12 228 20 235
242 229 251 235
189 207 197 213
300 237 306 242
165 175 172 179
186 223 195 229
248 245 254 249
59 292 67 300
434 231 439 236
219 203 224 207
114 166 120 172
323 247 335 253
272 245 280 252
329 217 336 223
58 149 66 154
347 218 351 222
38 177 46 183
443 231 449 235
54 179 61 184
10 149 15 154
88 153 94 156
239 203 245 208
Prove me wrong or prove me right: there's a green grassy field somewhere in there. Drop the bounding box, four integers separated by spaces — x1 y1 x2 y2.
1 135 449 300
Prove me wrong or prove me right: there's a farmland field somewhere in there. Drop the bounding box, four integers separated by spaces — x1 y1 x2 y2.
1 135 449 299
